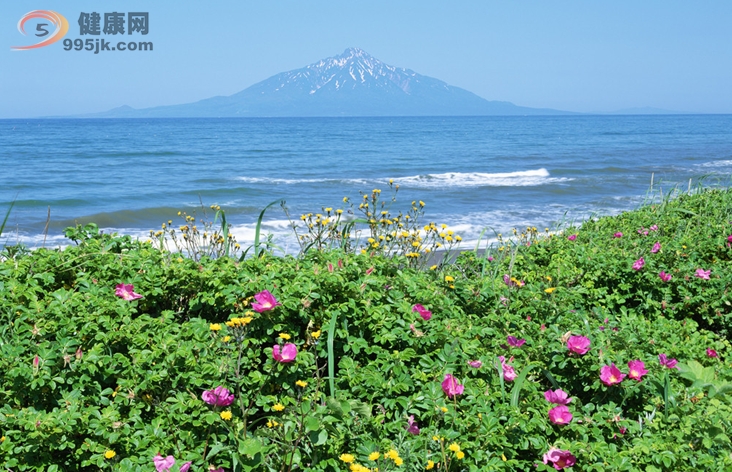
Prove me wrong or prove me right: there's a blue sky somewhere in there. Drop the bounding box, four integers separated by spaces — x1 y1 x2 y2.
1 0 731 118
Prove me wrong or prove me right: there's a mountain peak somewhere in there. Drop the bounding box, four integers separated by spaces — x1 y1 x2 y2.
90 48 574 117
340 47 370 59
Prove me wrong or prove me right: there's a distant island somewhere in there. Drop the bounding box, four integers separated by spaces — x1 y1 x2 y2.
84 48 578 118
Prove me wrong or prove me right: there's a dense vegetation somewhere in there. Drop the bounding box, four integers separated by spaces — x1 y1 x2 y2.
1 188 731 471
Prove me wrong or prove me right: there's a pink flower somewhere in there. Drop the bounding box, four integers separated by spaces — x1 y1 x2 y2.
613 232 623 238
567 234 577 241
412 304 432 321
115 283 142 301
153 454 175 472
487 256 494 262
548 405 573 425
406 415 420 435
649 225 658 231
566 335 591 355
202 386 235 407
651 242 661 253
251 290 282 312
499 356 517 382
627 360 648 381
503 274 514 287
728 235 732 243
632 257 645 271
507 336 526 348
543 448 576 470
659 353 678 369
441 374 464 398
658 271 672 282
467 360 483 368
707 348 719 358
180 462 192 472
600 363 626 386
695 268 711 280
273 343 298 363
365 266 375 275
33 355 40 368
544 389 571 405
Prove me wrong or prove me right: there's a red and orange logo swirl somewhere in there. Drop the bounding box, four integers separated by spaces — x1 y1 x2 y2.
11 10 69 50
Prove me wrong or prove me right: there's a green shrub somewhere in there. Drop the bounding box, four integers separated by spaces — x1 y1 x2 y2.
1 189 731 471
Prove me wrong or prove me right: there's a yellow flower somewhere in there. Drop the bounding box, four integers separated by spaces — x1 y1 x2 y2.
456 451 465 460
384 449 399 461
279 333 291 340
241 316 253 325
448 443 461 452
545 287 556 294
440 407 448 413
296 380 308 388
104 450 116 459
209 323 222 331
368 451 380 461
272 403 285 412
546 276 552 281
502 453 507 461
394 457 403 466
426 460 435 470
444 275 454 283
311 330 321 339
223 336 231 343
220 410 232 420
340 454 356 463
343 197 349 202
430 265 438 270
325 207 332 213
432 435 440 441
0 436 4 442
266 420 274 428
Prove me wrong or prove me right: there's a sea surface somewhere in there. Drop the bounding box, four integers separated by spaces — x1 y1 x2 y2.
2 115 732 252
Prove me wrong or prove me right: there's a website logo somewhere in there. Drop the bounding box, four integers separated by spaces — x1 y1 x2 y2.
11 10 69 51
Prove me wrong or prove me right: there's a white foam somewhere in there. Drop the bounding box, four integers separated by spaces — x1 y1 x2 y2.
699 160 732 168
235 169 569 189
395 169 571 188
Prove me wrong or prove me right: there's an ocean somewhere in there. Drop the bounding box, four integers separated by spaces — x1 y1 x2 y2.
2 115 731 252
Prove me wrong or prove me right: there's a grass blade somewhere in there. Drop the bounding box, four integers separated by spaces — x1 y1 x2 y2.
495 360 505 400
254 199 282 258
542 369 560 390
214 209 230 257
663 371 671 420
327 311 338 399
510 364 538 407
0 199 16 239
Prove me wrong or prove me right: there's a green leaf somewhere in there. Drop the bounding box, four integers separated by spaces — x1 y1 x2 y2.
304 416 320 432
510 364 538 408
238 437 263 458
